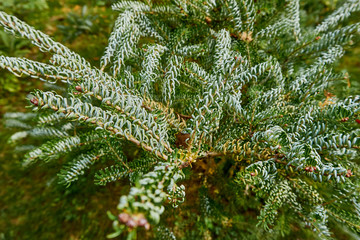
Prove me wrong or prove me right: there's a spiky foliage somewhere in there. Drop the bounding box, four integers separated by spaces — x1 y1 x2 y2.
1 0 360 239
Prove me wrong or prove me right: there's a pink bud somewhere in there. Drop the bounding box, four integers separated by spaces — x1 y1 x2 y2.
118 213 130 223
126 219 137 228
341 117 349 122
138 218 148 227
144 223 150 230
30 97 39 106
75 86 83 92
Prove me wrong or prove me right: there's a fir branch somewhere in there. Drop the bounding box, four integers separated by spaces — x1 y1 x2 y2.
0 56 79 83
0 11 90 67
31 90 170 161
315 0 360 33
59 150 106 186
2 0 360 237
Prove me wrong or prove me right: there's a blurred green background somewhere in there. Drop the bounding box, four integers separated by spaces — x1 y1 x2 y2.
0 0 359 239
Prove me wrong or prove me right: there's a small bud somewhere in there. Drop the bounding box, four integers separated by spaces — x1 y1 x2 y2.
284 124 288 127
309 167 314 172
355 119 360 124
144 223 150 230
138 218 148 227
118 213 130 223
250 172 256 176
341 117 349 122
315 36 321 40
313 167 317 171
205 16 212 24
126 219 137 228
305 167 310 172
75 85 83 92
346 173 350 177
180 161 190 169
30 97 39 106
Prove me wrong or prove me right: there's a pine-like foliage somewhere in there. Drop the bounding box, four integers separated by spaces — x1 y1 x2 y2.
1 0 360 238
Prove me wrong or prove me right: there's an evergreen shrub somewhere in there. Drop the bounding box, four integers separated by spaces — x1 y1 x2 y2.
1 0 360 238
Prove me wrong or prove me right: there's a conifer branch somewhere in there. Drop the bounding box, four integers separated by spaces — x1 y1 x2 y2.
1 0 360 237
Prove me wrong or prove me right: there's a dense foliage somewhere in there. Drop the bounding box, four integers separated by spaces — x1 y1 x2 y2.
1 0 360 239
